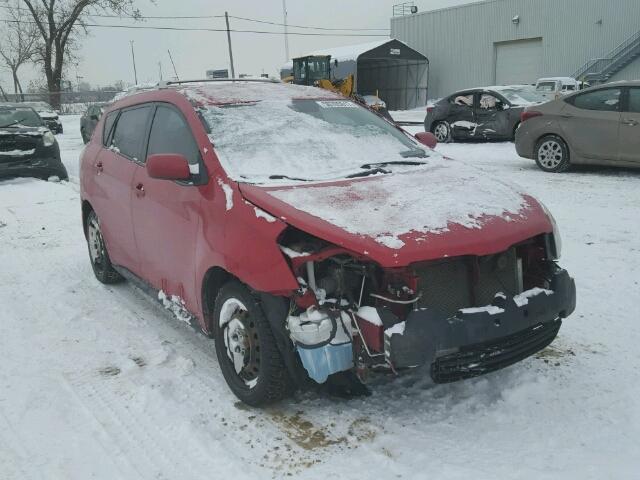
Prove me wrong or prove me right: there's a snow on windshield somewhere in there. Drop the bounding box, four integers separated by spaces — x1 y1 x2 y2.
495 88 545 106
197 93 426 184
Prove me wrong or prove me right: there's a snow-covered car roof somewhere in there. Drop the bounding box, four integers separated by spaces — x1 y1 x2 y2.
173 80 342 106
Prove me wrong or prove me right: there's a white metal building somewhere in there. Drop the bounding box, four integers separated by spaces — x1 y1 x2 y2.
391 0 640 100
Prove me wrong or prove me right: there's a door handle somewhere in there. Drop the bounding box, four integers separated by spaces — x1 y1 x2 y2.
560 114 573 119
622 119 639 126
135 183 145 198
95 161 103 173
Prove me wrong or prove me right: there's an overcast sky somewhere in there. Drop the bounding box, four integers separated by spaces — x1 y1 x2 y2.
1 0 477 89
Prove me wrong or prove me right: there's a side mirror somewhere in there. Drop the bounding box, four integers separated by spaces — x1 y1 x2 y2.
146 154 191 181
415 131 438 149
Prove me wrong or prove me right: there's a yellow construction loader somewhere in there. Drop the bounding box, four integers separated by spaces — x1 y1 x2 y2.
287 55 390 119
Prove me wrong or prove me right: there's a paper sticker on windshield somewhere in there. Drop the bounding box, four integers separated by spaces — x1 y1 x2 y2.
316 100 357 109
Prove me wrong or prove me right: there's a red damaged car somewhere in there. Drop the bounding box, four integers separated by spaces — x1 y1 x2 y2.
80 79 576 406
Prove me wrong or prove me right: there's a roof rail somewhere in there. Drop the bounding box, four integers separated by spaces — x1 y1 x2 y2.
162 78 280 87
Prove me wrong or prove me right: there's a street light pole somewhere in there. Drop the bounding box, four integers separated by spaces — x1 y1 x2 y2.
224 12 236 79
130 40 138 85
282 0 290 62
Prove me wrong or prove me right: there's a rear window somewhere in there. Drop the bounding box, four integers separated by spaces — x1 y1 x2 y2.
110 105 152 160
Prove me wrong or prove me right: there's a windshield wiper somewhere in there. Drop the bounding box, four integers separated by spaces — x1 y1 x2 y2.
346 167 390 178
268 174 310 181
359 159 427 169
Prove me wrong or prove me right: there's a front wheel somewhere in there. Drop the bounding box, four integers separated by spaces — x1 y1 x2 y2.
213 282 293 406
86 210 123 284
535 135 571 173
433 121 452 143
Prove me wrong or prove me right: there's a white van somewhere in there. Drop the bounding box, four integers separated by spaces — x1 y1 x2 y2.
535 77 587 100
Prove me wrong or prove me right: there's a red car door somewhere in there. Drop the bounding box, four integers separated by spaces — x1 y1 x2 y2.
130 103 205 313
91 105 153 276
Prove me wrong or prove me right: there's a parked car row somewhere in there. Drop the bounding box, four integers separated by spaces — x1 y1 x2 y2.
78 79 575 406
425 80 640 172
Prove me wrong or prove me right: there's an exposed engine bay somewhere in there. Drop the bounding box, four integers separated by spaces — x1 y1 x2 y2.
278 226 576 385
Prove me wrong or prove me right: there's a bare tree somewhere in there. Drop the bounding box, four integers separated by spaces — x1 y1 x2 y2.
0 1 39 101
20 0 142 108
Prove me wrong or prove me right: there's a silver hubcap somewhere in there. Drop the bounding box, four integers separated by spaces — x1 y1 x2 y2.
538 140 564 169
219 298 259 388
87 218 105 266
434 123 449 141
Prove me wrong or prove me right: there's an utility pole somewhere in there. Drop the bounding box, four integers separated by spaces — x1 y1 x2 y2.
282 0 289 61
168 49 179 80
224 11 236 79
158 61 163 81
130 41 138 85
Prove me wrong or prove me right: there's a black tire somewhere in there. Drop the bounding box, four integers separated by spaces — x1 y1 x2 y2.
81 128 88 144
534 135 571 173
432 121 452 143
213 281 293 406
86 210 123 284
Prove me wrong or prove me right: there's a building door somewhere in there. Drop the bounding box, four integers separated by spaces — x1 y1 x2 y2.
495 38 543 85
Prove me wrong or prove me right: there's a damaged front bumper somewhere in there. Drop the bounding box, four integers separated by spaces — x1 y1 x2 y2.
385 267 576 382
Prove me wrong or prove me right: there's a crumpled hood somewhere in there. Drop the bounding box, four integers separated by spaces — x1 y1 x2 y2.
239 161 552 267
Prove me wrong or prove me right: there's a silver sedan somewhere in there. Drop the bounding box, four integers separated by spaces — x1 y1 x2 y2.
515 81 640 172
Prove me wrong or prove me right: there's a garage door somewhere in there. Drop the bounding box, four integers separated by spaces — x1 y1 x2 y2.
495 38 542 85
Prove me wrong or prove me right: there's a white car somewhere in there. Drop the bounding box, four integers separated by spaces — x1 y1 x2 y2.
535 77 589 101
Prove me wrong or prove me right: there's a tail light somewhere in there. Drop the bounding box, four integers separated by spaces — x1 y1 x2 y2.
521 110 543 123
426 106 434 113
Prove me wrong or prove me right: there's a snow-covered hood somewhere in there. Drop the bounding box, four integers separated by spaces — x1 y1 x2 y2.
0 126 48 137
239 160 553 267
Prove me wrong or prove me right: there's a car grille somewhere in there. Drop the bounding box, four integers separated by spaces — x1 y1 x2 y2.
0 138 35 152
415 248 520 317
431 320 561 383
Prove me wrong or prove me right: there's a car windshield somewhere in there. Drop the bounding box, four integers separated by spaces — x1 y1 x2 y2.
536 82 558 92
201 98 430 184
497 87 547 105
0 106 44 128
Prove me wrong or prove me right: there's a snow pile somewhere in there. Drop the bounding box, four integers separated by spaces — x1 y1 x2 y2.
270 162 528 249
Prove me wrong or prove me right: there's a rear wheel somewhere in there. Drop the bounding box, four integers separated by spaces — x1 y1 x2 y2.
535 135 570 173
213 281 293 406
433 121 452 143
86 210 123 284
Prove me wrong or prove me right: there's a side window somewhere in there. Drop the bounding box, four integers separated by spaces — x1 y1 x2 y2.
110 105 152 161
102 111 118 146
451 94 474 108
570 88 622 112
147 105 201 165
479 93 502 110
627 88 640 113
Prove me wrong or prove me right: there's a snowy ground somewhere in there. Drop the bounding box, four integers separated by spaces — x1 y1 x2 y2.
1 115 639 479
